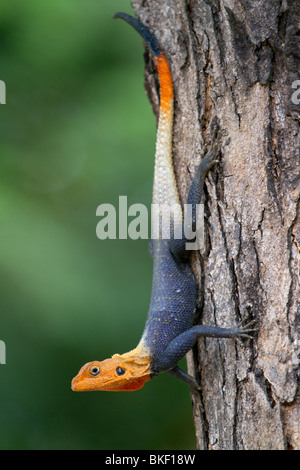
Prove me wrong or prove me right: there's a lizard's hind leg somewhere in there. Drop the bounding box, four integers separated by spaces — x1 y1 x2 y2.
169 132 223 260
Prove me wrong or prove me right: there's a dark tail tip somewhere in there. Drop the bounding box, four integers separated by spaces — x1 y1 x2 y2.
113 11 162 58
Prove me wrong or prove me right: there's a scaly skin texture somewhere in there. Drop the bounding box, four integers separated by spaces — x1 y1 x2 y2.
71 13 256 392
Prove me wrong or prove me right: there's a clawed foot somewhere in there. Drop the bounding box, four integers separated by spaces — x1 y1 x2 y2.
201 129 225 173
210 128 225 159
234 319 258 345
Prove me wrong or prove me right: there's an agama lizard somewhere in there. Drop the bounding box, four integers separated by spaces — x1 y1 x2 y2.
71 12 256 392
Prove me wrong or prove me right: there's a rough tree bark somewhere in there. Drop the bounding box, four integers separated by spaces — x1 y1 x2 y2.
131 0 300 450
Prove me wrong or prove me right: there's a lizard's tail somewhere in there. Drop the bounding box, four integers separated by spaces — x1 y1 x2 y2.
114 13 179 208
113 12 173 114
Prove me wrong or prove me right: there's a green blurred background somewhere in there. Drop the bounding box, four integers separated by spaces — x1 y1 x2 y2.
0 0 195 449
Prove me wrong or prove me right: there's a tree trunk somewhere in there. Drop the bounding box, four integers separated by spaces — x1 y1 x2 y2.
132 0 300 450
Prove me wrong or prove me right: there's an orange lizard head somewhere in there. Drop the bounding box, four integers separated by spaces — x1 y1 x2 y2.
71 345 152 392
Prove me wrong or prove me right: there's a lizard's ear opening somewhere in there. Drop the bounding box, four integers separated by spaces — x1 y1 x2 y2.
116 366 126 376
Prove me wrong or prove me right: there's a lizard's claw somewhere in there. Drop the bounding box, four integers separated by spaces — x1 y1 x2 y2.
234 319 258 344
201 129 225 172
200 143 208 158
211 129 225 159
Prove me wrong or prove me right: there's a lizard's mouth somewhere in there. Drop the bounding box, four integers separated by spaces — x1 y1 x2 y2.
71 373 151 392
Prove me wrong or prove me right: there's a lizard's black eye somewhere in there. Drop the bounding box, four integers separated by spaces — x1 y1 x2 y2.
116 366 125 376
89 365 100 376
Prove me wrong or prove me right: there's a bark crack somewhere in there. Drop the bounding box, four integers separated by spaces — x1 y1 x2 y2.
254 368 277 409
286 198 300 339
